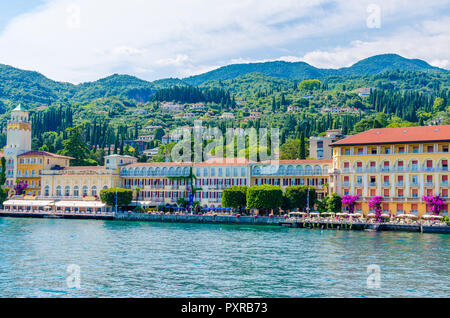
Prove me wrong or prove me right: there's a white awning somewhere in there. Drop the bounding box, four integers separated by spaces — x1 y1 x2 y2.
3 200 54 207
54 201 106 208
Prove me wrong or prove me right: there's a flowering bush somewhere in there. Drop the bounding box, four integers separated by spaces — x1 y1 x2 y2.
14 181 28 196
342 195 359 214
369 196 383 222
422 195 446 215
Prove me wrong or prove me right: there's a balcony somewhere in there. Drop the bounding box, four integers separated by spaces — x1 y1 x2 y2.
396 182 404 187
425 182 434 187
342 182 350 187
382 182 390 187
441 181 449 187
369 182 377 187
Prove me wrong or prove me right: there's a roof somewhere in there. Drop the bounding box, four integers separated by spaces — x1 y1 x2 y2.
253 159 332 165
18 151 74 160
62 166 107 170
124 162 192 167
12 104 27 112
194 158 256 166
331 125 450 146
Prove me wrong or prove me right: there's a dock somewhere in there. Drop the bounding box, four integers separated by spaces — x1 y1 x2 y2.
0 210 115 220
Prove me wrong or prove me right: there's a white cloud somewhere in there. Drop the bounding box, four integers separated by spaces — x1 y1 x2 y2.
0 0 448 83
299 17 450 69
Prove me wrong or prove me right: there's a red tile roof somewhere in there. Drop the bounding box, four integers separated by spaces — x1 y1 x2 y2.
18 151 74 160
331 125 450 146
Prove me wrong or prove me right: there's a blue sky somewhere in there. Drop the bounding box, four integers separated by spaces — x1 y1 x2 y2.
0 0 448 83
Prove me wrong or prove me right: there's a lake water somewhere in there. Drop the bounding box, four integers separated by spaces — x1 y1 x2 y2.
0 217 448 298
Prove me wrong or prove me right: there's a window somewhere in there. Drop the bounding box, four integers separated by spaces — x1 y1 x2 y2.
203 168 208 177
45 186 49 196
398 147 405 154
443 145 449 153
92 186 97 196
210 168 215 177
56 186 62 197
226 168 231 177
233 168 238 177
74 186 79 197
241 167 246 176
427 145 434 153
413 146 419 153
358 148 363 155
218 168 223 177
83 186 88 196
65 186 70 196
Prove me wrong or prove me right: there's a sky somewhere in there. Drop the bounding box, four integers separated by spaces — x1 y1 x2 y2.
0 0 449 84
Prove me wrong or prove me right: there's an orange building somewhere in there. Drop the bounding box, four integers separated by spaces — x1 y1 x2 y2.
16 151 73 196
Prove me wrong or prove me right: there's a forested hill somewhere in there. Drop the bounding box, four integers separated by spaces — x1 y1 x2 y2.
184 54 448 86
0 53 448 115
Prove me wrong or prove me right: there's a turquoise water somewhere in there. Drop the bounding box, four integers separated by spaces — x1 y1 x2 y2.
0 217 449 298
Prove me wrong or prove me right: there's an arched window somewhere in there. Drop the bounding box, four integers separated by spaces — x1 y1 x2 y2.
44 185 50 197
305 166 313 175
56 186 62 197
83 186 88 196
296 166 303 175
253 166 261 176
92 186 97 196
278 166 286 175
287 166 294 175
65 186 70 196
314 166 322 175
74 186 79 197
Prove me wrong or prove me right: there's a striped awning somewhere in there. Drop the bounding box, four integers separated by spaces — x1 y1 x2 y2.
3 200 54 207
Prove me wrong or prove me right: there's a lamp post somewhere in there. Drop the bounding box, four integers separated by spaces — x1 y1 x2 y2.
115 188 118 215
306 186 310 216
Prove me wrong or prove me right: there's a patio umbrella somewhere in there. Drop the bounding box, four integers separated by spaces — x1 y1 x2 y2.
381 213 390 218
367 213 376 218
406 214 418 219
395 214 408 218
352 213 363 218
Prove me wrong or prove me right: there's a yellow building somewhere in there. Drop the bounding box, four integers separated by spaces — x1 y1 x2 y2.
250 160 331 201
17 151 73 196
330 125 450 216
40 155 135 199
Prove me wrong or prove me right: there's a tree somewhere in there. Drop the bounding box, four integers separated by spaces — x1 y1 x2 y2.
299 131 306 159
0 157 6 186
134 187 141 205
432 97 445 113
326 193 342 212
59 126 93 166
0 187 8 206
284 186 316 211
246 185 283 215
222 186 248 212
299 79 321 91
280 139 299 160
100 188 133 207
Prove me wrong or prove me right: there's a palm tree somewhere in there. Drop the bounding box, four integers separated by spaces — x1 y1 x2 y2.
134 187 141 205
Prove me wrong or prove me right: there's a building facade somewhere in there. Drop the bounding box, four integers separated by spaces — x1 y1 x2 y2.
330 125 450 215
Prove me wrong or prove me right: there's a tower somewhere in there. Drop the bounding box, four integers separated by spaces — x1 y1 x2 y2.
4 104 32 186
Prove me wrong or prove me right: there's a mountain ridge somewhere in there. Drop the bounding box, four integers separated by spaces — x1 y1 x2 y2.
0 53 448 112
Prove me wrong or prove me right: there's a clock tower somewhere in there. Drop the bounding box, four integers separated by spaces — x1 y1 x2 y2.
4 104 32 186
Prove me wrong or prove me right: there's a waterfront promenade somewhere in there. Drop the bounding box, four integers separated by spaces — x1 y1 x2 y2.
1 209 449 233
